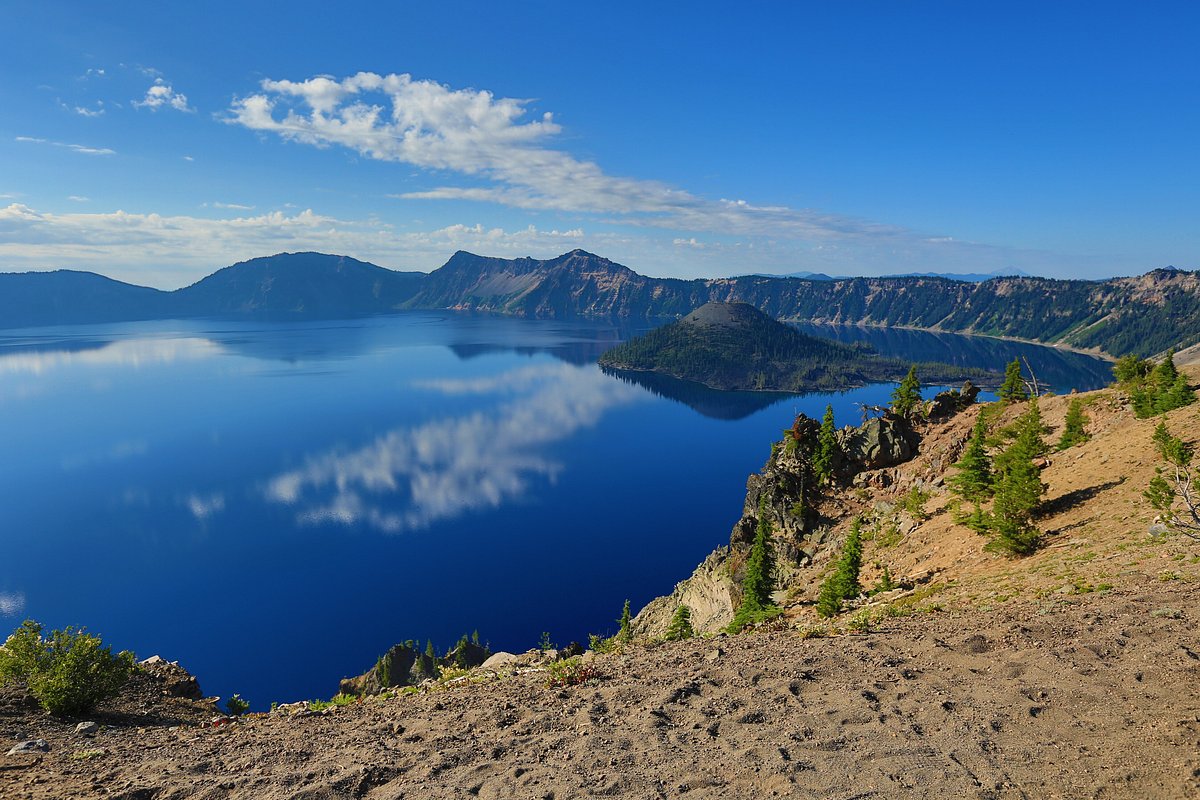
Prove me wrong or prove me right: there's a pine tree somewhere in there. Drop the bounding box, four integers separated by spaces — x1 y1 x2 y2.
664 605 694 641
727 498 779 631
812 404 839 485
617 600 633 643
891 366 922 418
988 399 1045 555
998 359 1029 403
950 413 993 501
1056 397 1090 450
815 518 864 618
471 630 480 646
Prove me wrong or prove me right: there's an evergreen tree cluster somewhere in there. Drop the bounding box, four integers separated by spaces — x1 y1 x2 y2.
815 518 864 618
949 400 1047 555
1114 350 1196 418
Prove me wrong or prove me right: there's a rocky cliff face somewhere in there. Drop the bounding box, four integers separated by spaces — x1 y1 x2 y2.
5 249 1198 357
632 397 967 637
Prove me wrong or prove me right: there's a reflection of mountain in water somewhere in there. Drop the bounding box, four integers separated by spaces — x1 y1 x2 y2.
795 324 1113 393
602 367 796 420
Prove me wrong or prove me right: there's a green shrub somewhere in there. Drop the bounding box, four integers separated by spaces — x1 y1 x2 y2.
588 633 618 654
0 620 134 716
545 656 599 688
226 694 250 716
901 486 931 521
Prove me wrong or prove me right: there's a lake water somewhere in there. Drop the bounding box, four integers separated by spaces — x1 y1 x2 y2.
0 313 1111 708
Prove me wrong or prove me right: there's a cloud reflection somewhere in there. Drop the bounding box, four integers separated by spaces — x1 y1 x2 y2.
0 592 26 617
0 337 221 375
266 363 644 533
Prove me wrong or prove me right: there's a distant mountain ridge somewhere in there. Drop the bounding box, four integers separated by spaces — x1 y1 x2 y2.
3 249 1198 358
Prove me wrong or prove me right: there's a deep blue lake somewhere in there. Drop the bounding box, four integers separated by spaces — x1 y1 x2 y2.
0 313 1112 708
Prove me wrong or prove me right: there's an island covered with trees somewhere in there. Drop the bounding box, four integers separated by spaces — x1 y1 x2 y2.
598 301 995 392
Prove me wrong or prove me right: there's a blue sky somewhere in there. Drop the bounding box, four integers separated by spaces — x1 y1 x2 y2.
1 1 1197 287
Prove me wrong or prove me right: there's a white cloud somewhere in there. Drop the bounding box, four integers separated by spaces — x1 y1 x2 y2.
0 592 25 617
186 492 225 520
205 201 255 210
73 102 105 117
134 79 192 112
265 362 644 533
67 195 90 203
225 71 913 243
0 203 604 286
15 136 115 156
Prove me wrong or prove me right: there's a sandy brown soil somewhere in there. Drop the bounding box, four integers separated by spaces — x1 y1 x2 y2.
4 378 1200 799
1 585 1198 800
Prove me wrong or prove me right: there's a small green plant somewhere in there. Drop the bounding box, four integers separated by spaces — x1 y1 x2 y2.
70 748 107 761
545 656 599 688
871 564 896 595
226 694 250 716
588 633 618 654
901 486 931 521
846 610 872 634
308 692 358 711
664 604 694 641
538 631 554 652
950 413 994 502
0 620 134 716
617 599 633 643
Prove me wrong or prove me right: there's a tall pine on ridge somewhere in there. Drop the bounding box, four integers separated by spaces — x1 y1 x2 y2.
727 496 779 632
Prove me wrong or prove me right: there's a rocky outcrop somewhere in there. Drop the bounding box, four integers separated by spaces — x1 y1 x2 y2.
631 548 739 638
139 655 204 700
634 398 979 639
837 416 919 470
928 381 981 419
340 639 492 697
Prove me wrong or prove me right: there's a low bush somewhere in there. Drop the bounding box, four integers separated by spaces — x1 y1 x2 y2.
545 656 599 688
0 620 134 716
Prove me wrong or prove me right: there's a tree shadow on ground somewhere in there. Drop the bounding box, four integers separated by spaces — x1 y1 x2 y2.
1038 477 1127 519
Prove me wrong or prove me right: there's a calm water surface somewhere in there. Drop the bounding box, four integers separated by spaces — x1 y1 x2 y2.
0 313 1110 707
